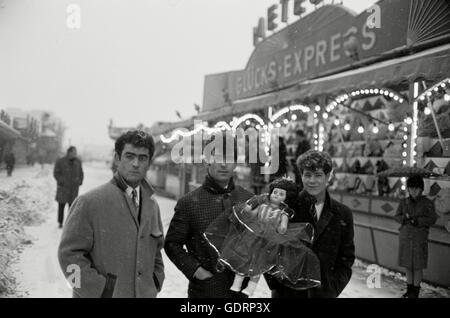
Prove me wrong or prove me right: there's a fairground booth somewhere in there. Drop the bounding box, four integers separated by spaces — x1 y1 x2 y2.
157 0 450 286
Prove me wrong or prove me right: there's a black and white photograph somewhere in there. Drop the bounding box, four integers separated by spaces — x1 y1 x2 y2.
1 0 450 303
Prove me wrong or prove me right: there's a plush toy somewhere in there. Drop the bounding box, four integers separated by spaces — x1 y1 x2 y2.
205 178 321 296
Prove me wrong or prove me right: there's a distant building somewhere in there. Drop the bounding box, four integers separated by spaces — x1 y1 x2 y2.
0 108 65 167
28 110 65 164
0 109 24 167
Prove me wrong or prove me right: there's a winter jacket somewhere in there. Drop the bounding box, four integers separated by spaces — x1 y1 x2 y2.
54 156 84 204
394 196 437 270
164 174 253 298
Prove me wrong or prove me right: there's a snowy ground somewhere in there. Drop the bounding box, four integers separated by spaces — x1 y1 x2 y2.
2 163 449 298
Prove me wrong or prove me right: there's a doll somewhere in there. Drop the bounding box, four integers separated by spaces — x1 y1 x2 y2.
205 178 321 297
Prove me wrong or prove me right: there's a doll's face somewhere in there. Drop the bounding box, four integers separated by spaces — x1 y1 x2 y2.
270 188 287 205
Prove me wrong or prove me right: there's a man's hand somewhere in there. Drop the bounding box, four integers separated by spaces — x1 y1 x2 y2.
193 267 213 280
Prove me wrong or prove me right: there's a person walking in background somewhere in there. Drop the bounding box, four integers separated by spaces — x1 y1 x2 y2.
165 134 254 298
53 146 84 228
293 130 311 189
5 152 15 177
394 175 437 298
58 130 164 298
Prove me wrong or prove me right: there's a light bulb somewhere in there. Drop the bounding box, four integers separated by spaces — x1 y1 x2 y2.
344 123 351 131
424 107 431 115
291 114 297 121
372 126 379 134
358 126 364 134
388 123 395 131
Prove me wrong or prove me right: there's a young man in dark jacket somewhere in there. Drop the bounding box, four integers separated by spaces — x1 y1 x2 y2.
266 150 355 298
165 135 253 298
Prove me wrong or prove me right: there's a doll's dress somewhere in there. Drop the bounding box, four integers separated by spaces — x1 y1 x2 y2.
204 194 321 290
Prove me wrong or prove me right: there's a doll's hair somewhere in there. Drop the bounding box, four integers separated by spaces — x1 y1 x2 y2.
269 178 299 210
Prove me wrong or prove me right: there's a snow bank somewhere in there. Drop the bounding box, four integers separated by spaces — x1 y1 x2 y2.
0 168 52 296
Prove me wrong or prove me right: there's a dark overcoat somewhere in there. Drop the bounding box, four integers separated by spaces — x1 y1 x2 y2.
265 190 355 298
54 156 84 204
164 175 253 298
394 196 437 270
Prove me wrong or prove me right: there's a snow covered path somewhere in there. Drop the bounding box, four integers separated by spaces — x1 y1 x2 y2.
4 163 449 298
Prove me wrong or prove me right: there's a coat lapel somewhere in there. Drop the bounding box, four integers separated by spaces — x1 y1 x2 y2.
111 173 140 229
140 179 163 237
298 190 335 243
313 208 333 243
124 194 140 229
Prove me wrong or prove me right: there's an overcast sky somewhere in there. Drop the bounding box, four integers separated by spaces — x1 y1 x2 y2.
0 0 377 146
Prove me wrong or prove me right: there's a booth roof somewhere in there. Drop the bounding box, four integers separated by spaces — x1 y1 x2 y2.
231 44 450 115
155 44 450 133
0 119 23 140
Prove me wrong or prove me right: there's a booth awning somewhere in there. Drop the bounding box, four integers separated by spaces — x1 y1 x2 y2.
0 120 22 140
194 105 234 122
149 118 195 136
230 44 450 114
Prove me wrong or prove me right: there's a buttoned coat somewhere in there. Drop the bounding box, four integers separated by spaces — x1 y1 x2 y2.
58 173 165 298
394 196 437 270
54 156 84 204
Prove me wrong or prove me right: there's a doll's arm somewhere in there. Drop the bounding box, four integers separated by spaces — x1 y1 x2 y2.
277 212 289 234
243 194 269 217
